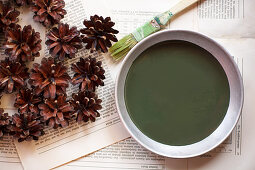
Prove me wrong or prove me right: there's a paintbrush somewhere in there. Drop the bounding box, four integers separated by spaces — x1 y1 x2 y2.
109 0 199 60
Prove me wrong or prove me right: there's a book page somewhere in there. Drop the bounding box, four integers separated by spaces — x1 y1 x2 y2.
186 38 255 170
12 0 129 170
0 135 23 170
59 138 167 170
58 137 186 170
196 0 255 38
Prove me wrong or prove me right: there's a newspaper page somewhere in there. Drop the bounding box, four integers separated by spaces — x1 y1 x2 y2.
10 0 129 170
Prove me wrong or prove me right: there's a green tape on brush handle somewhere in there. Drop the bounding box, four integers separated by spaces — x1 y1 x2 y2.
132 19 160 42
132 11 173 42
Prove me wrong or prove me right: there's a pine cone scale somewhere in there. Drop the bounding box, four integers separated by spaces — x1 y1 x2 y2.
54 77 69 85
72 75 83 84
12 75 25 85
56 112 64 121
49 84 56 99
37 9 46 16
40 79 50 89
49 41 59 49
0 77 8 85
59 104 73 112
51 44 62 56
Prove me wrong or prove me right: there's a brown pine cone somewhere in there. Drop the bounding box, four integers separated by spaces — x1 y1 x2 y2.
71 57 105 92
0 58 29 93
0 109 11 137
46 23 82 61
32 0 67 27
14 88 42 114
80 15 119 53
71 91 102 123
0 2 20 33
4 24 42 62
14 0 34 6
8 113 44 142
39 94 74 128
29 57 70 99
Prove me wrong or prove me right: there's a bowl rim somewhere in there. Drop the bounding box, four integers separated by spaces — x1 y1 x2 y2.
115 30 244 158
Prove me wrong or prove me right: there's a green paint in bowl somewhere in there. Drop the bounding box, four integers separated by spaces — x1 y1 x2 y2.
124 40 230 146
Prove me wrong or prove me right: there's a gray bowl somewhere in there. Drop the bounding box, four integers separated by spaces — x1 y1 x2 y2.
115 30 243 158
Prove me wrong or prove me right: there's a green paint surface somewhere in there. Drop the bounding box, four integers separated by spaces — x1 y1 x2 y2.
124 40 230 146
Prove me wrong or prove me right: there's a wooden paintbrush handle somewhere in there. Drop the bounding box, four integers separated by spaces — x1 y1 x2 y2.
154 0 199 26
170 0 199 15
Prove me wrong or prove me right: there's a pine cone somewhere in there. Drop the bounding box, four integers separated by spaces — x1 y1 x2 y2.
0 109 11 137
8 113 45 142
29 57 70 99
71 57 105 92
0 58 29 93
14 88 42 114
4 24 42 62
32 0 67 27
39 94 74 128
71 91 102 123
0 2 20 33
80 15 119 53
46 23 82 61
14 0 34 6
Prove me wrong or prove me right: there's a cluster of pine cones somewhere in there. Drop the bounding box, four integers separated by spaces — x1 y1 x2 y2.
0 0 118 142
